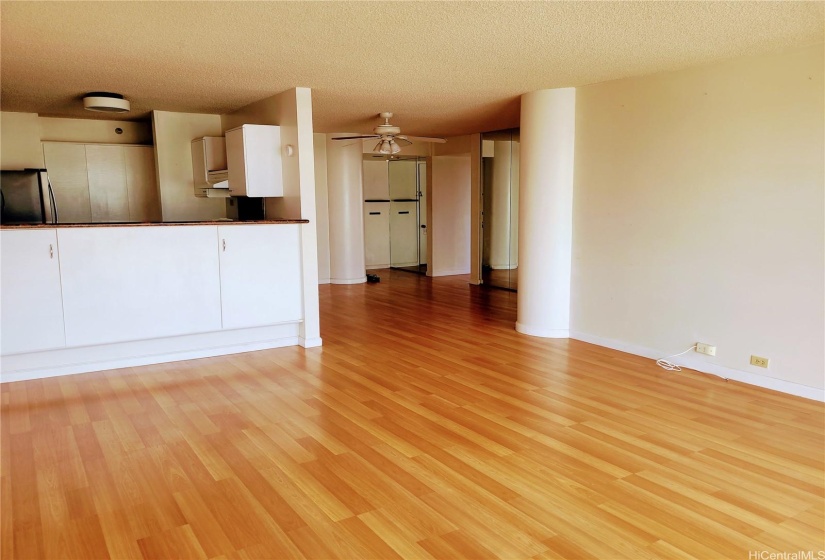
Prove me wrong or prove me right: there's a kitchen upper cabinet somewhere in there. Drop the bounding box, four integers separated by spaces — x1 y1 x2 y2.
58 226 223 347
226 125 282 197
42 142 92 223
0 229 66 354
86 144 130 222
218 224 302 329
42 142 160 223
363 159 389 200
191 136 228 196
124 146 161 222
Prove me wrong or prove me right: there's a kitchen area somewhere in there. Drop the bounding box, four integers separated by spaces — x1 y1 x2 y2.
0 87 321 383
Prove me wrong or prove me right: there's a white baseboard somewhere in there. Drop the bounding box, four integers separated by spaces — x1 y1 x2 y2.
516 323 569 338
318 277 330 284
366 264 388 270
300 337 323 348
570 330 824 402
330 276 367 284
1 323 302 383
430 268 470 277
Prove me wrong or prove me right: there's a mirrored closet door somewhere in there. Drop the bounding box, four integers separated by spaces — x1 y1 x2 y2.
480 129 519 290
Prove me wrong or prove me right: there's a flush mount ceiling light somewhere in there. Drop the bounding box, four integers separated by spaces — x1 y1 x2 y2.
82 92 130 113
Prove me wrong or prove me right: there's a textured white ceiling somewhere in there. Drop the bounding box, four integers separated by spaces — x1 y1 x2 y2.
1 1 822 136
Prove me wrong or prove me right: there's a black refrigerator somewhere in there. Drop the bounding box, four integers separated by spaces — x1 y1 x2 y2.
0 169 57 225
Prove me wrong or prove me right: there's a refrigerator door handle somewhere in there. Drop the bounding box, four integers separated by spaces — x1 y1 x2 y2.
47 181 58 224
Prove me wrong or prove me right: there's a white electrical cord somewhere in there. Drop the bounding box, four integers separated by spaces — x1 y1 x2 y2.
656 345 697 371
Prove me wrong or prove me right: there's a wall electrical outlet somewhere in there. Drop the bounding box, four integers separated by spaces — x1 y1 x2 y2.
695 343 716 356
750 355 769 368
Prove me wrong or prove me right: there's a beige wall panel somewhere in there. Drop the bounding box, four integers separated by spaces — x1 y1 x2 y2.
571 45 824 390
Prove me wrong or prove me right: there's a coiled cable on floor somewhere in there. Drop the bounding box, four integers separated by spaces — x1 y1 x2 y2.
656 345 697 371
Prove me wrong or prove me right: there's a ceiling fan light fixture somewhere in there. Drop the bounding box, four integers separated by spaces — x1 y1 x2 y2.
390 140 401 154
83 92 130 113
373 140 384 153
377 139 393 155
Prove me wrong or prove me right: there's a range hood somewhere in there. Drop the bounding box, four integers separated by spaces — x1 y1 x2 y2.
192 137 230 198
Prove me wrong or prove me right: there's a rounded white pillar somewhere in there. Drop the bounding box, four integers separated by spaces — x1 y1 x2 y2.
516 88 576 337
326 135 366 284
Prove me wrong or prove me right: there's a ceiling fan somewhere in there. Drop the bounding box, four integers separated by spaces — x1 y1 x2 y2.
332 112 446 154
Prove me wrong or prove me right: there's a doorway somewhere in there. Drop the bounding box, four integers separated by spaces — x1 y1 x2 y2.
363 155 427 274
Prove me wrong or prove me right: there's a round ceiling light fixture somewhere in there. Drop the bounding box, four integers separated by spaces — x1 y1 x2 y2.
82 92 130 113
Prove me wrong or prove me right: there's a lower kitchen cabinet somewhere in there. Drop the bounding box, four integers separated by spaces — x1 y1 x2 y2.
218 224 303 329
57 226 223 347
1 224 308 380
0 229 66 354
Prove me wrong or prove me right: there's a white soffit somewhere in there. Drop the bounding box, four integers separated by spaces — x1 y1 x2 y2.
0 1 822 136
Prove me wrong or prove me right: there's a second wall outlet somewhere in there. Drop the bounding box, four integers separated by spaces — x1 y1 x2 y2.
696 342 716 356
750 355 770 368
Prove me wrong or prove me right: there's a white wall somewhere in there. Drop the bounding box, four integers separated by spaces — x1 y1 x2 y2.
1 112 43 169
571 45 824 396
151 111 227 221
429 155 472 276
39 117 152 145
314 133 331 283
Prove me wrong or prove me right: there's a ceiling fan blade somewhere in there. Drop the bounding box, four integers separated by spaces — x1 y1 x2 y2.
394 136 413 146
399 135 447 144
331 135 380 140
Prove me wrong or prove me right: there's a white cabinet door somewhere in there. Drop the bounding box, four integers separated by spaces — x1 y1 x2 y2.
42 142 92 223
364 202 390 268
58 226 222 347
390 201 419 267
0 229 66 355
86 145 130 222
226 125 282 197
124 146 160 222
219 225 302 330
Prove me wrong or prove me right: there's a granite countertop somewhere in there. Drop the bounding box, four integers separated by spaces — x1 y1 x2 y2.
0 219 309 229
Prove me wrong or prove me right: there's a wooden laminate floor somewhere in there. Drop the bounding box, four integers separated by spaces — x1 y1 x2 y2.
2 270 823 559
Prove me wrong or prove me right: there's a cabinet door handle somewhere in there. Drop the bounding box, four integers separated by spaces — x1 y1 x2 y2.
49 244 54 259
222 239 226 252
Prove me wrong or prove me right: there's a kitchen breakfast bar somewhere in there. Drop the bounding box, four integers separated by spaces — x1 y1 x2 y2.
0 220 318 383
